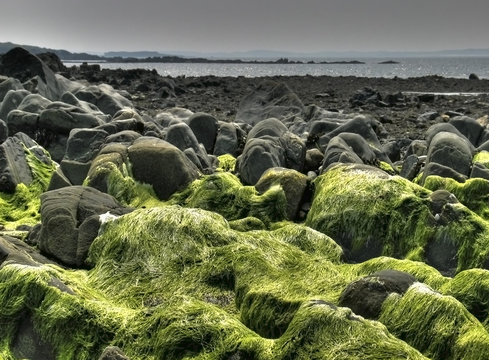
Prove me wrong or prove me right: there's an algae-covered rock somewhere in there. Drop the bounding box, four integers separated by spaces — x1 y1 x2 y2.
306 163 489 274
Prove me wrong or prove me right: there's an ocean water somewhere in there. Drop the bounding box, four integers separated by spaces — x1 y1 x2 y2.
65 57 489 79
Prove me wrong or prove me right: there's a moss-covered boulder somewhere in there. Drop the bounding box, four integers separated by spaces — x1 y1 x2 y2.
306 163 489 274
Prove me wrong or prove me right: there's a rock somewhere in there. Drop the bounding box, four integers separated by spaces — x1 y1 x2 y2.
339 270 416 319
0 77 23 102
154 107 193 127
349 87 382 107
247 117 287 139
235 80 304 125
213 122 240 156
0 119 7 143
322 136 364 170
128 137 200 200
400 154 422 180
416 111 439 125
165 122 212 172
0 89 30 121
37 52 67 73
105 130 141 144
449 116 484 146
304 148 324 172
417 93 435 103
421 162 468 184
98 346 130 360
255 167 308 220
186 112 218 153
0 235 56 268
59 160 92 185
17 93 52 113
11 316 55 360
47 166 72 191
469 73 480 80
64 128 108 163
424 131 473 180
404 139 428 157
321 115 383 150
38 186 132 267
0 134 35 192
74 84 133 116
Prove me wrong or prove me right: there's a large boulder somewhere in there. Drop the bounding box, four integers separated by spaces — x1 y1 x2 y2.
235 80 304 126
127 137 200 200
0 133 37 192
74 84 133 116
0 89 31 121
186 112 218 153
38 186 132 267
0 77 24 102
339 270 416 319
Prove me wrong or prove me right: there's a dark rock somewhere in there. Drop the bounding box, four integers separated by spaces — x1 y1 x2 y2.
449 116 484 146
339 270 416 319
235 80 304 126
213 122 240 156
0 235 56 268
65 128 108 163
37 52 67 73
421 162 468 185
255 167 308 220
469 73 480 80
165 122 212 172
186 112 218 153
39 186 132 267
0 119 7 143
59 159 92 185
11 316 55 360
322 136 364 170
17 93 52 113
0 134 34 193
247 117 287 139
39 102 106 134
128 137 200 200
323 115 382 149
304 148 324 172
382 140 401 162
404 139 428 157
349 87 382 107
98 346 130 360
470 162 489 180
425 131 473 178
416 111 439 125
417 93 436 103
47 167 72 191
105 130 142 144
400 154 422 181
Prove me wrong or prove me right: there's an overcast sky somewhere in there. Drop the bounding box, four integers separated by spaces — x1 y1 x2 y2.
1 0 489 54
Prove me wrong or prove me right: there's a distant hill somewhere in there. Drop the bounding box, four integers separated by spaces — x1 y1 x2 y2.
104 51 166 58
0 42 102 60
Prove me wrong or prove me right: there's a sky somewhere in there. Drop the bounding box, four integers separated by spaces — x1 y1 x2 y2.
1 0 489 54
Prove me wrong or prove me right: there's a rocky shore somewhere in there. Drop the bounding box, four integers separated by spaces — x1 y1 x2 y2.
1 47 489 359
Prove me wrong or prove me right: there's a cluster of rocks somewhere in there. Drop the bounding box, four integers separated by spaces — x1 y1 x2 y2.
2 48 489 359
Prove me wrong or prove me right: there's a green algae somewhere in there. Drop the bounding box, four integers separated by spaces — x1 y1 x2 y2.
0 145 56 229
3 203 489 358
168 172 288 225
380 283 489 360
424 175 489 220
216 154 236 173
306 164 489 273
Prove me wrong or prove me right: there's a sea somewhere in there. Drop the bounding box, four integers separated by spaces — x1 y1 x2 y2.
64 57 489 79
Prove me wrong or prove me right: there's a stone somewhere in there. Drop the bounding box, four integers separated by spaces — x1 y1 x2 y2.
421 162 468 185
39 102 106 134
59 159 92 185
247 117 288 139
11 316 55 360
449 116 484 146
416 111 439 125
38 186 132 267
425 131 473 178
322 136 364 170
255 167 308 220
213 122 240 156
469 73 480 80
0 89 30 121
235 80 304 126
400 154 422 181
65 128 108 163
74 84 133 116
17 93 52 113
0 235 55 268
0 77 23 102
165 122 212 172
98 346 130 360
186 112 218 153
105 130 141 144
0 119 7 143
128 137 200 200
339 270 416 319
0 134 35 193
349 87 382 107
304 148 324 172
322 115 382 150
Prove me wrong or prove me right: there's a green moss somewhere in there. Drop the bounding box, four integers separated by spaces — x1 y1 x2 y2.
168 172 288 225
216 154 236 173
424 175 489 220
473 151 489 168
229 217 267 232
306 164 489 273
380 283 489 360
378 161 396 175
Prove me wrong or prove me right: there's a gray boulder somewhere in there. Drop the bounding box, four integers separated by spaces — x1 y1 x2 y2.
213 122 242 156
0 77 23 102
0 134 36 192
38 186 132 267
128 137 200 200
0 89 30 121
449 116 484 146
0 119 7 143
74 84 133 116
186 112 218 153
17 93 52 113
235 80 304 126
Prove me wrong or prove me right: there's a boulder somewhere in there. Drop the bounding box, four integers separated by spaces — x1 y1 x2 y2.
65 128 108 163
38 186 132 267
423 131 473 182
322 136 364 170
0 77 23 102
105 130 141 144
165 122 212 172
17 93 52 113
339 270 416 319
0 119 7 143
0 89 30 121
186 112 218 153
127 137 200 200
0 134 35 192
74 84 133 116
449 116 484 146
255 167 308 220
39 102 107 134
213 122 240 156
235 80 304 125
